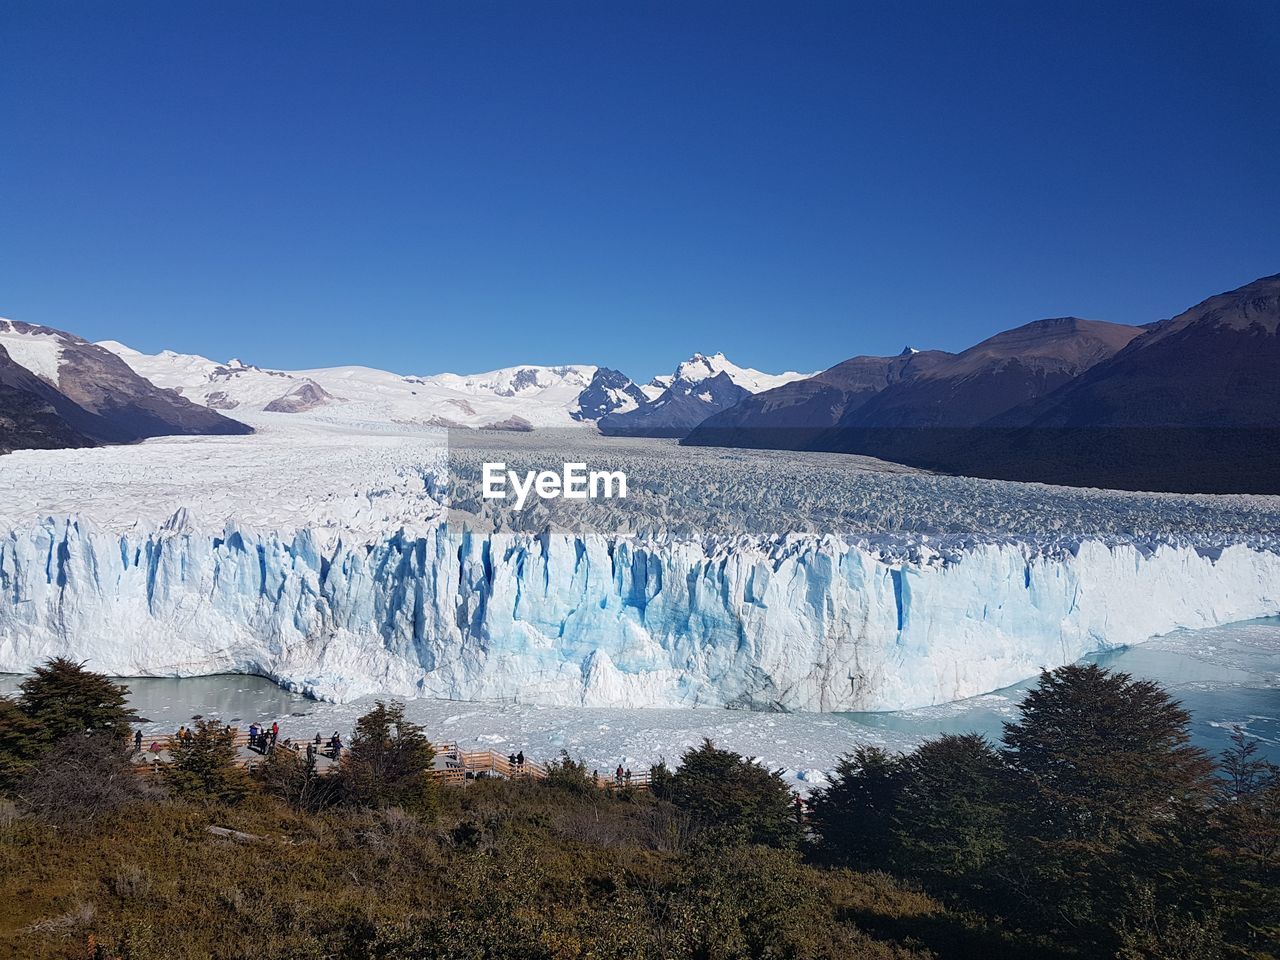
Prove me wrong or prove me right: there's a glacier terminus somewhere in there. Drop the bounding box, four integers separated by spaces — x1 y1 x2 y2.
1 418 1277 711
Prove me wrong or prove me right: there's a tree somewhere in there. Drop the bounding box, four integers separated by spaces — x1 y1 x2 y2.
166 719 250 805
1 659 137 794
338 701 437 817
889 733 1007 892
999 664 1216 942
648 759 674 797
0 698 41 792
809 746 904 868
18 658 136 744
665 739 799 848
1002 664 1214 845
1207 729 1280 957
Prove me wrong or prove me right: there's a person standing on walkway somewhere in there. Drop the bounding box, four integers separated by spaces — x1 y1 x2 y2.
133 729 142 754
271 721 279 745
516 750 524 770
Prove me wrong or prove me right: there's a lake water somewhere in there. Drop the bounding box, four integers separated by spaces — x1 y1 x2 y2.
3 617 1277 784
842 617 1280 762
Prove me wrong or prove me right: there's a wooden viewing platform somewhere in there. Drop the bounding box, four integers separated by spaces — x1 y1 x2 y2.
128 731 652 791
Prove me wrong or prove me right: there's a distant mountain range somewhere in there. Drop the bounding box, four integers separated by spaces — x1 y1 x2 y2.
685 273 1280 493
684 318 1143 445
2 271 1276 492
599 352 812 437
86 343 798 433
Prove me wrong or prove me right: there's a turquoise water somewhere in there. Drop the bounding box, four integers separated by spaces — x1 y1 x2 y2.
842 617 1280 762
0 672 317 732
3 618 1277 766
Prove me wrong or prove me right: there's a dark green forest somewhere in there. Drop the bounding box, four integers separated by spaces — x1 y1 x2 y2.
0 659 1275 960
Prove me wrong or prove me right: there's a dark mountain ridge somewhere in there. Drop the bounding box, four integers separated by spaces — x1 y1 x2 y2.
600 371 751 438
0 319 252 454
685 273 1280 493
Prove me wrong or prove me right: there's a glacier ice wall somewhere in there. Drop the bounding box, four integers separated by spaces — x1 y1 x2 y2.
1 519 1278 710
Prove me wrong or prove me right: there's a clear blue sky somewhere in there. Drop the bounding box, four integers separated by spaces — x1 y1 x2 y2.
2 1 1277 381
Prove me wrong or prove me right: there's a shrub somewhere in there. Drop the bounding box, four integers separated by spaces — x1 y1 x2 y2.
17 732 148 826
666 739 799 848
542 749 595 795
252 739 339 812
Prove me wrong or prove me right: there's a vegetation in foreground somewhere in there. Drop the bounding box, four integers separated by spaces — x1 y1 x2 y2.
0 659 1275 960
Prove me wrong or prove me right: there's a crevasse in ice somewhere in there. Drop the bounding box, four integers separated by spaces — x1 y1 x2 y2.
2 518 1276 710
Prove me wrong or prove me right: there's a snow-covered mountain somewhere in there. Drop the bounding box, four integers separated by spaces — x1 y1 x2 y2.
98 341 622 430
670 351 812 393
599 352 813 437
570 367 649 421
93 341 804 437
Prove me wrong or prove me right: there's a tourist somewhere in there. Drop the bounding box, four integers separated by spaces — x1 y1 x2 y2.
133 729 142 754
516 750 524 769
615 764 624 785
271 721 279 744
249 722 259 750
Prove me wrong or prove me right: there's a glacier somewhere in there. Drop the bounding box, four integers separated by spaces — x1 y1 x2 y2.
2 518 1278 710
2 421 1278 711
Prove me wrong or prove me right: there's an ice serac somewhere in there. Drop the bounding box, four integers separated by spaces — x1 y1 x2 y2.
1 520 1277 710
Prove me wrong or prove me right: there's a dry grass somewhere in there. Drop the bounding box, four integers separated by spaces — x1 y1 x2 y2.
0 780 1013 960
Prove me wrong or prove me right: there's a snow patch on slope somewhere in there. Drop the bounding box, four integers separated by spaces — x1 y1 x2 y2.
0 320 65 384
671 351 812 392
